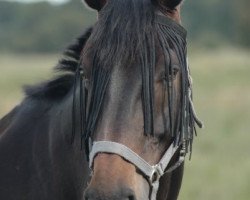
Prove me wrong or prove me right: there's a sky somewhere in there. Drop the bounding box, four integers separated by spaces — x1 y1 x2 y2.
4 0 70 5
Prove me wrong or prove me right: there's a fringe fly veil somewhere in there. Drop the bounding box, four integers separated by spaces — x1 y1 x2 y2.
71 0 203 159
155 15 203 157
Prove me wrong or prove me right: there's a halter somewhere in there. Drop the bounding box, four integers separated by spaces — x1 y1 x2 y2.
89 141 185 200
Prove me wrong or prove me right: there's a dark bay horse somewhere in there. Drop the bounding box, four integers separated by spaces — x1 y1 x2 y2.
0 0 202 199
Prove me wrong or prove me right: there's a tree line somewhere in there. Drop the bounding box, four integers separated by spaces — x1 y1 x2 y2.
0 0 249 53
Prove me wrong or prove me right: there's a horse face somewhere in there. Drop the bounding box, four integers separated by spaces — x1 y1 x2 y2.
85 52 182 200
83 1 186 200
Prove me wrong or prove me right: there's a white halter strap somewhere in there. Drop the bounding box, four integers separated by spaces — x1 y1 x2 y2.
89 141 185 200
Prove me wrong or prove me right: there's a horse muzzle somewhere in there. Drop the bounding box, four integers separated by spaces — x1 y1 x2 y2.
84 141 184 200
84 153 141 200
84 187 136 200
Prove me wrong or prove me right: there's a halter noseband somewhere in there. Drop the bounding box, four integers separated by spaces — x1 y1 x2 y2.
89 141 186 200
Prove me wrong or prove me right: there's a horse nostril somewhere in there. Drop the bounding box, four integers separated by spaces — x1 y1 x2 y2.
128 195 135 200
84 188 95 200
84 187 136 200
123 188 136 200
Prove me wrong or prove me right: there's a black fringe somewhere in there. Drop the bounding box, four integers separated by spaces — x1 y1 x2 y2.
70 5 202 159
155 17 201 155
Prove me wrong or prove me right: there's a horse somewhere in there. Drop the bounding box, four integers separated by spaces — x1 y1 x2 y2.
0 0 202 199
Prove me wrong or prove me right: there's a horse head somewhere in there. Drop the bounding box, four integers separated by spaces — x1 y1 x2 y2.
73 0 202 199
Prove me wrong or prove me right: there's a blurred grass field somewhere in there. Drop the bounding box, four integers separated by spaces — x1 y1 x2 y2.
0 49 250 199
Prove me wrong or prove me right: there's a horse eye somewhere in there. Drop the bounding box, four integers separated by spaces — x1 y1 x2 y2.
161 65 180 83
172 65 180 77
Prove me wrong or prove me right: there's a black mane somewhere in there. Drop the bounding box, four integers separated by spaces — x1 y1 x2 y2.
24 27 92 100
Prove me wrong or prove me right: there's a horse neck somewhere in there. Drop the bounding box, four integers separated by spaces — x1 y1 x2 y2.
47 95 90 198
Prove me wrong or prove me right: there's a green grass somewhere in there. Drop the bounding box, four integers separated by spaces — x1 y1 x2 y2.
0 53 58 115
178 48 250 200
0 49 250 199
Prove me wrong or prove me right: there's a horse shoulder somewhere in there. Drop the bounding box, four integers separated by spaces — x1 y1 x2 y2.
0 98 53 199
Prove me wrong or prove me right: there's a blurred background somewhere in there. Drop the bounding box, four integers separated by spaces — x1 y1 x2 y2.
0 0 249 199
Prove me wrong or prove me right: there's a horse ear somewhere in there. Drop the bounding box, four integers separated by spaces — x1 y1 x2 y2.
157 0 183 9
83 0 106 11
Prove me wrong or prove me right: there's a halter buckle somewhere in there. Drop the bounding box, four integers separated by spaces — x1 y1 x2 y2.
150 164 164 184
